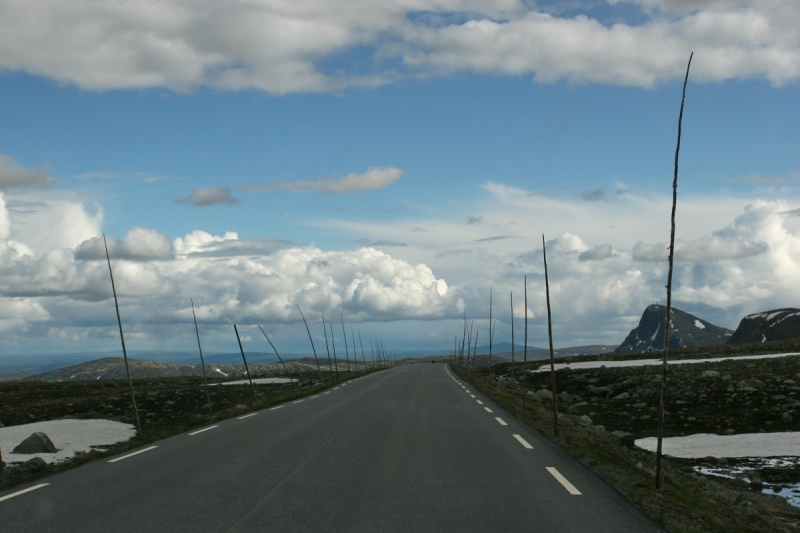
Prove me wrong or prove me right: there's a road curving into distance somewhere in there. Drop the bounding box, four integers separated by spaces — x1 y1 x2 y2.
0 363 663 532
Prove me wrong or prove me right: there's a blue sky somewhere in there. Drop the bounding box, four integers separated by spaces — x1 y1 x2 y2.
0 1 799 358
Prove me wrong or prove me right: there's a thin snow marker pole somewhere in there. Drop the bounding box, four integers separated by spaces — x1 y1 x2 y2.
297 304 324 383
104 234 142 438
258 325 300 394
340 314 351 372
543 234 558 437
191 299 213 419
656 52 693 491
234 324 260 404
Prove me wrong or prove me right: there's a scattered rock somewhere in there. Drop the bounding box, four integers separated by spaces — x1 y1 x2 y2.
17 457 47 474
613 392 630 401
559 391 576 402
12 432 57 454
702 370 721 378
234 404 248 410
611 431 635 448
534 389 552 401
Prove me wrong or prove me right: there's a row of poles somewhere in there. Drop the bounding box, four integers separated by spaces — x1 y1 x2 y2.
452 53 693 492
451 234 560 437
101 237 395 441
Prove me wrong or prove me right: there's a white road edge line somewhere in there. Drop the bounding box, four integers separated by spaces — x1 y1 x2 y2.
270 405 284 410
0 483 50 503
189 425 219 436
108 446 158 463
237 413 258 420
495 417 508 426
547 467 582 495
513 434 534 449
484 407 493 413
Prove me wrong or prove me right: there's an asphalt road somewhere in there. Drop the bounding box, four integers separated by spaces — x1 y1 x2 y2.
0 363 663 532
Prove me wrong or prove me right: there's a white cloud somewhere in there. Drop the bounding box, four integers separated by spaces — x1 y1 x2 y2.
0 1 796 93
176 187 239 206
75 227 175 262
246 167 404 194
579 244 613 261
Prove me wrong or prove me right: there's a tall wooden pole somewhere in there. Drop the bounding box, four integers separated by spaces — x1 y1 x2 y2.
543 234 559 437
191 299 213 419
297 304 324 383
341 314 351 372
488 288 494 386
234 324 260 403
656 52 693 490
358 329 368 369
523 275 528 408
104 235 142 438
258 325 300 394
330 323 340 379
322 313 335 378
511 292 516 402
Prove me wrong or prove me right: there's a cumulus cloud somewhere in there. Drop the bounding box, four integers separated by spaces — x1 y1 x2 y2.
466 215 482 224
0 1 797 94
579 244 613 261
246 167 404 194
0 155 56 190
75 227 175 261
175 187 239 206
581 188 606 201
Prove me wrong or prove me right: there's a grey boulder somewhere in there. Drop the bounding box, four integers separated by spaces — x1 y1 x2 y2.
12 432 57 454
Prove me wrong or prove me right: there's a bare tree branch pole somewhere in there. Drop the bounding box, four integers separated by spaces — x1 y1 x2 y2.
358 329 368 369
523 275 528 408
488 287 494 387
191 299 213 419
258 325 300 394
543 234 559 437
321 312 334 376
234 324 260 403
296 304 324 383
656 51 693 490
511 291 516 402
340 314 351 372
330 323 340 377
104 234 142 438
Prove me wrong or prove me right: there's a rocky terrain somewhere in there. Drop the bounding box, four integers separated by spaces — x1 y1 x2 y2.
458 351 800 533
729 308 800 344
615 304 733 354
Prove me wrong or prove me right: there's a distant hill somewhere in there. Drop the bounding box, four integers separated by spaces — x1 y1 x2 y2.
24 357 327 382
615 305 732 355
728 308 800 344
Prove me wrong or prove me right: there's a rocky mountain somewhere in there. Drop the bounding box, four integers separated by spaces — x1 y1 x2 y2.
728 308 800 344
615 304 733 355
24 357 325 382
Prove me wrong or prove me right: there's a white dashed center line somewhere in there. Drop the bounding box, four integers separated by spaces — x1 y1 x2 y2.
513 434 534 449
470 394 476 398
495 417 507 426
484 407 493 413
293 400 304 404
0 483 50 503
270 405 284 410
237 413 258 420
323 391 330 395
108 446 158 463
334 387 340 390
547 467 582 495
189 425 219 436
310 395 319 399
476 400 483 405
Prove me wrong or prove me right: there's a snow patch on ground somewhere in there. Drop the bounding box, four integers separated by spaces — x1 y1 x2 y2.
635 432 800 458
0 419 137 465
694 319 705 329
212 377 296 386
532 352 800 372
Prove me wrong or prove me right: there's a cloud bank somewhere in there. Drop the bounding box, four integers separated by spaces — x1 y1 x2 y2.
246 167 404 194
0 1 797 93
176 187 239 206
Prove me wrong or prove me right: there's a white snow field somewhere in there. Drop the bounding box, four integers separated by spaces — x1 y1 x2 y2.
0 419 136 465
532 352 800 373
212 377 296 386
635 432 800 458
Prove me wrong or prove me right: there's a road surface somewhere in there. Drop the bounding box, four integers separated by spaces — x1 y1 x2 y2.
0 363 663 532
